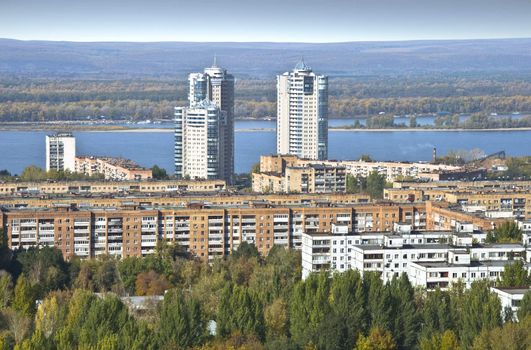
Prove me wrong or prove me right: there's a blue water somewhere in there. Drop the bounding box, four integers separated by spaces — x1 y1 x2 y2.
0 120 530 175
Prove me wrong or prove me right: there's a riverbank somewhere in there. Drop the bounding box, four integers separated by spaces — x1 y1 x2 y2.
1 123 531 133
330 127 531 132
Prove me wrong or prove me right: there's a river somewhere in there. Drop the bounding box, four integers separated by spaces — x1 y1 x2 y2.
0 120 529 175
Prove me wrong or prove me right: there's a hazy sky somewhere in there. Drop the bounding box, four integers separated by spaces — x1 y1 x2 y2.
1 0 530 42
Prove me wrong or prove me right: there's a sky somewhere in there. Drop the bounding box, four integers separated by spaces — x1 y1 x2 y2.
1 0 531 42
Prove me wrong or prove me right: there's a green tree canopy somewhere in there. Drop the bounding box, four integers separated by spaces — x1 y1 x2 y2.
486 221 522 243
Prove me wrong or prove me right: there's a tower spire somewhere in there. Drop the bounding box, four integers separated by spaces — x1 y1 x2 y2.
294 56 310 71
213 54 218 68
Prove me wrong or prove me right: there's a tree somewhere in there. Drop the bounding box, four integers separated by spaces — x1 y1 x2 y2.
157 290 206 349
459 281 502 348
233 242 260 260
470 315 531 350
419 330 459 350
151 165 168 180
517 291 531 321
290 273 331 347
251 163 261 174
135 270 171 296
360 154 373 162
328 270 367 349
13 275 35 316
355 327 397 350
420 288 454 341
346 174 367 194
0 273 13 309
366 171 386 199
20 166 46 181
364 272 392 331
497 260 530 287
409 116 417 128
486 221 522 243
35 295 63 338
14 247 70 298
2 308 32 344
264 298 289 339
388 274 419 349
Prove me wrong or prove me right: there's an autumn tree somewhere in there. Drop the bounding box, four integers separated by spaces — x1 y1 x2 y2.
355 327 397 350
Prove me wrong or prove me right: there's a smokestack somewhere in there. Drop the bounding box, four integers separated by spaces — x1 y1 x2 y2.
433 147 437 163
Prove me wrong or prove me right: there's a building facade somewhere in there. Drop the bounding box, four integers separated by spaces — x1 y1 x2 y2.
186 61 235 183
175 101 225 180
45 133 76 172
252 164 346 193
0 179 226 197
301 223 530 289
277 60 328 160
1 201 424 261
75 156 152 181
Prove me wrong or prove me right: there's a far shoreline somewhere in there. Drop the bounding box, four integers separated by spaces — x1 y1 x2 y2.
1 125 531 133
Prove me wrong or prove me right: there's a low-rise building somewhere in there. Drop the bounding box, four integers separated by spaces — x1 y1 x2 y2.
490 287 530 321
0 179 226 196
255 155 462 184
75 156 152 181
301 223 529 289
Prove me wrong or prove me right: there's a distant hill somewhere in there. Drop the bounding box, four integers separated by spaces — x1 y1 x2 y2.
1 38 531 78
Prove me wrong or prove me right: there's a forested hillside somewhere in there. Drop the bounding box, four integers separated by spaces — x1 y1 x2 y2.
2 38 531 77
2 38 531 123
2 75 531 122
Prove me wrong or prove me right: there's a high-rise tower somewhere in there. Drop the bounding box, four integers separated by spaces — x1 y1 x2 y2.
176 60 234 182
45 132 76 172
174 100 224 180
277 59 328 160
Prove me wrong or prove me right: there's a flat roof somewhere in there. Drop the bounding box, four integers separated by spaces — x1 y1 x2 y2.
491 287 530 295
353 244 453 251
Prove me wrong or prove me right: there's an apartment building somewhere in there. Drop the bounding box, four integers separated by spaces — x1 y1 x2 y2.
0 192 371 211
277 60 328 160
301 223 529 289
45 133 76 172
1 201 425 261
75 156 152 181
491 287 530 321
0 179 226 196
426 201 508 231
255 154 463 184
253 163 346 194
408 260 522 290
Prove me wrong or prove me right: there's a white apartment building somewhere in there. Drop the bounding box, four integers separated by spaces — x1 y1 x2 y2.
408 260 520 290
301 223 529 288
277 60 328 160
175 100 224 180
490 287 530 321
187 61 234 183
320 159 461 182
45 133 76 172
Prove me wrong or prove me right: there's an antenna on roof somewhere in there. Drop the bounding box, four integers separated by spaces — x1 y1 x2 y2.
213 54 218 68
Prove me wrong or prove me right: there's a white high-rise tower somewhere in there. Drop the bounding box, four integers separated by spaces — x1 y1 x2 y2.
277 59 328 160
176 60 234 182
45 132 76 172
